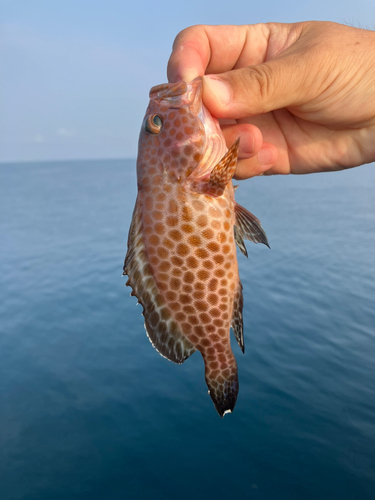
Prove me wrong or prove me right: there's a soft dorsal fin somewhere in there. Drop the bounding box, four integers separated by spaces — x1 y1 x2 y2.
123 197 196 364
234 202 270 256
208 139 240 197
231 281 245 353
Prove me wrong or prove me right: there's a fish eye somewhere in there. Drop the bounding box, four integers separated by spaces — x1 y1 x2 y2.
144 114 163 134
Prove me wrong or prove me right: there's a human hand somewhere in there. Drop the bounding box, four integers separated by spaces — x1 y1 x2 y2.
167 22 375 179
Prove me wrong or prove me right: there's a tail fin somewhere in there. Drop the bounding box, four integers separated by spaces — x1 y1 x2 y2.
205 365 239 417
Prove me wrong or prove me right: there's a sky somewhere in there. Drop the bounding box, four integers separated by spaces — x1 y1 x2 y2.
1 0 375 163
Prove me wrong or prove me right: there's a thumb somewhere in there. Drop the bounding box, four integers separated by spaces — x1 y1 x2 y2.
203 59 307 119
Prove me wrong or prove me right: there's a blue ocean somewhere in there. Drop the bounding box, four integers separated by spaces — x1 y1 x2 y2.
1 159 374 499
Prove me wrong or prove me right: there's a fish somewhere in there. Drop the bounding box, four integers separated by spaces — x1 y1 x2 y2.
123 77 269 417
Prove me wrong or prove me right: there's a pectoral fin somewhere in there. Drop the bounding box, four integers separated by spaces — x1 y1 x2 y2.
231 281 245 353
234 202 270 256
207 139 240 197
234 225 248 258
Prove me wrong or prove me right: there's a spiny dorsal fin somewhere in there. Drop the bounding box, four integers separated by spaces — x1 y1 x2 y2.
231 281 244 353
124 197 196 364
234 202 270 256
208 139 240 197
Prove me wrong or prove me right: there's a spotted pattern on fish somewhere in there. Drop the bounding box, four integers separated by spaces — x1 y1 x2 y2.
124 78 269 417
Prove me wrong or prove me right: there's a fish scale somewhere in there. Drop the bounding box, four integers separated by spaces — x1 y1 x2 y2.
124 77 269 416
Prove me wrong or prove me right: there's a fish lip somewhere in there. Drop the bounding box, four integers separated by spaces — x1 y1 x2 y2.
148 77 203 110
186 77 203 114
186 77 203 98
149 81 187 99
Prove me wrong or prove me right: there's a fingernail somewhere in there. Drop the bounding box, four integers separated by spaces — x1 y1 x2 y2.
257 147 274 166
204 76 232 107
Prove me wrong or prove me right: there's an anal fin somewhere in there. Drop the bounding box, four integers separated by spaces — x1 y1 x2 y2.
124 197 196 364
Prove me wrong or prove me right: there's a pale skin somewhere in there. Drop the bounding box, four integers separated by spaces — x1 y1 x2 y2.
167 21 375 179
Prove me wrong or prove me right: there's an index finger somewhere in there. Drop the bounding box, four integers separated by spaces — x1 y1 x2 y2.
167 25 252 83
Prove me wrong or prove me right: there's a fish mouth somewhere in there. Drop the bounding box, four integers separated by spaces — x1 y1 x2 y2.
149 81 187 99
186 77 203 114
149 77 203 111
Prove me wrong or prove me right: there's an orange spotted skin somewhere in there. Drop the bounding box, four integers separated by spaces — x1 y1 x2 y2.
124 78 268 416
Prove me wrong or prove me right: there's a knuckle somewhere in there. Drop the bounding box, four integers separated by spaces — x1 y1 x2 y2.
263 22 276 33
242 65 273 110
172 25 206 49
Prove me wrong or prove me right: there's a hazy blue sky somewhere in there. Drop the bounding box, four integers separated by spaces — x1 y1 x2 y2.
1 0 375 162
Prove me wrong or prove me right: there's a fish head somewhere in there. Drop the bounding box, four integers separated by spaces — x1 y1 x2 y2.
137 77 226 187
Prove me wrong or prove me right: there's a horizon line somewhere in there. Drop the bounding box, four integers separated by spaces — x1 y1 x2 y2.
0 157 137 166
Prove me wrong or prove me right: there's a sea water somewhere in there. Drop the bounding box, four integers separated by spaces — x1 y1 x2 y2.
0 159 374 499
